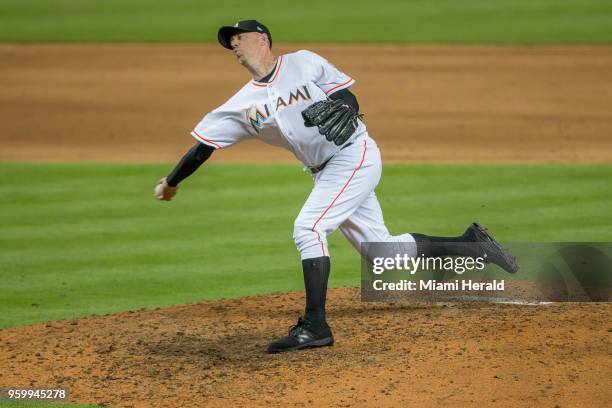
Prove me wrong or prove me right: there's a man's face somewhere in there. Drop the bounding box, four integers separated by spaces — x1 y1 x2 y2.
229 32 267 65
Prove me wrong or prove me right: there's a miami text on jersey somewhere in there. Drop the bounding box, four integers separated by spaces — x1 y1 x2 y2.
246 85 313 132
275 85 311 111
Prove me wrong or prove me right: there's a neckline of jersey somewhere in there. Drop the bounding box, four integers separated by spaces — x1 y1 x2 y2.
252 55 283 87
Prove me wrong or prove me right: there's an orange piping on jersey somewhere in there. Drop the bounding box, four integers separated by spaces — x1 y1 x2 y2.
191 131 221 149
251 55 284 87
269 55 283 83
325 78 354 95
310 140 367 256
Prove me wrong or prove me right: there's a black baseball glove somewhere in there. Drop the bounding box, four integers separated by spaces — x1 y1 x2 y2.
301 100 363 146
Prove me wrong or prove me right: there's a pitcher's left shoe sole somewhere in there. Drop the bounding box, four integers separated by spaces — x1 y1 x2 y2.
469 222 519 274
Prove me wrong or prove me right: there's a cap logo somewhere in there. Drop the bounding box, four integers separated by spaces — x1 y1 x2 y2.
234 22 239 27
257 26 263 31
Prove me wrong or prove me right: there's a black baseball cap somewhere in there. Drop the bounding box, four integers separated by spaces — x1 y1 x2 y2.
218 20 272 50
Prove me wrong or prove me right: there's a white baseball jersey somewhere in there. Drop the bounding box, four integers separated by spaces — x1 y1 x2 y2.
190 50 366 167
191 49 415 261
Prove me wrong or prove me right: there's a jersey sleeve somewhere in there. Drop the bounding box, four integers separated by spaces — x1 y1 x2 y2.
190 107 252 149
300 50 356 96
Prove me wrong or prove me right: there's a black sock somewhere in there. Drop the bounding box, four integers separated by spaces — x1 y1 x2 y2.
411 229 474 257
302 256 330 329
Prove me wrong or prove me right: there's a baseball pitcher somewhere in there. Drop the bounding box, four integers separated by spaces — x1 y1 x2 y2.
155 20 518 353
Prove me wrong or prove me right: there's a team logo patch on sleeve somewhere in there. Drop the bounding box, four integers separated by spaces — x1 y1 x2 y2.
245 104 270 132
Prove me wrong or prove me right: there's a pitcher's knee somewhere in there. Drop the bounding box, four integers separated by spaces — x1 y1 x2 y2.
293 221 328 259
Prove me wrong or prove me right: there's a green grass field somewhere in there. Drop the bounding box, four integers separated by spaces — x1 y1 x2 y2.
0 0 611 44
1 163 611 329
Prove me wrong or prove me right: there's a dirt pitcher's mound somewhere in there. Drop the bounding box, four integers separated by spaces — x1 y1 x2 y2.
1 288 611 407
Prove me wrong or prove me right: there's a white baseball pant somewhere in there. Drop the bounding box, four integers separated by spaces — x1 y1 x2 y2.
293 133 416 260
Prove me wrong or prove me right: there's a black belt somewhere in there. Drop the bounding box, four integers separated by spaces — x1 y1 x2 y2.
308 142 354 174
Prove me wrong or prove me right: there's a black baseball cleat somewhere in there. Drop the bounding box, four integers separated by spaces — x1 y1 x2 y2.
267 317 334 353
465 222 519 274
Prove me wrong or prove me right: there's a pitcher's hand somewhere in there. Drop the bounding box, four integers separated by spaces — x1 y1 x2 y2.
154 177 178 201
